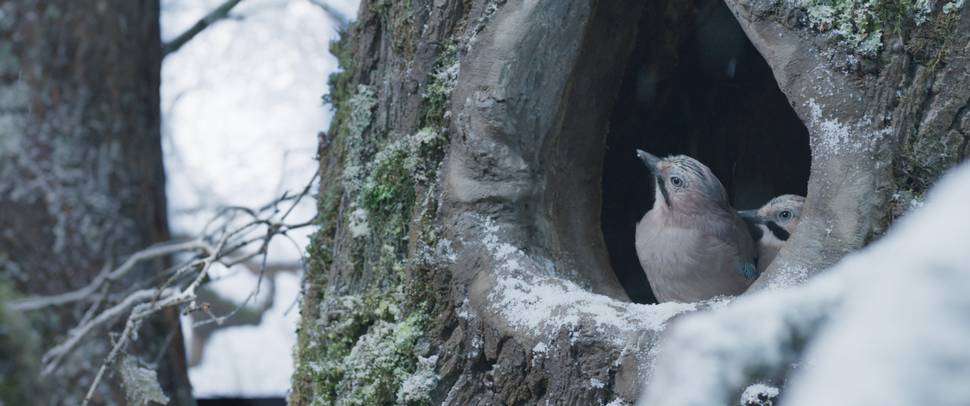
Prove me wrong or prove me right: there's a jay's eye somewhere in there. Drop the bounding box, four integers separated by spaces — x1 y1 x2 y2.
670 176 684 187
779 210 792 220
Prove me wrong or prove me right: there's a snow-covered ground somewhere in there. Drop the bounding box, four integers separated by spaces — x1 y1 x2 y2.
160 0 358 398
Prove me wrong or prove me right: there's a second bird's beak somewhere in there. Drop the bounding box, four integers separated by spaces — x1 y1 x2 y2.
738 209 762 224
636 149 661 172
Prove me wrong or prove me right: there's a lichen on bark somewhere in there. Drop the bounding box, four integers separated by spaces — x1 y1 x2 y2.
290 1 468 402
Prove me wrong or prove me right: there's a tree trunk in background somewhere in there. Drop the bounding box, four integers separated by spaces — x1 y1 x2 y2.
0 1 193 404
291 0 969 404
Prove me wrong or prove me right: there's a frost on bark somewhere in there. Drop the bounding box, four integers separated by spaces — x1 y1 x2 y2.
0 1 192 404
293 0 969 404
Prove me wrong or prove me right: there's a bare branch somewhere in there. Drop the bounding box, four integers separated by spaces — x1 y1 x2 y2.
82 317 141 406
163 0 245 57
20 173 320 401
9 240 209 312
41 288 178 376
306 0 349 29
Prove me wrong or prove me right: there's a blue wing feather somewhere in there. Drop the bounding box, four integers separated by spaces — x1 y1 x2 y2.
736 261 758 280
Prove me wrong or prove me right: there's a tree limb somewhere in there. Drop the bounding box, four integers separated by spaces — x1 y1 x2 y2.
163 0 245 57
306 0 349 29
9 240 209 312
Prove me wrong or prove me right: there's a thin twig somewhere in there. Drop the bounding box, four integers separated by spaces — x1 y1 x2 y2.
42 288 179 376
10 240 208 312
81 316 141 406
305 0 350 29
163 0 245 57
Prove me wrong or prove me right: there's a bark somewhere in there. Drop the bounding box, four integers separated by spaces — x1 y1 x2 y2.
293 0 969 404
0 1 193 404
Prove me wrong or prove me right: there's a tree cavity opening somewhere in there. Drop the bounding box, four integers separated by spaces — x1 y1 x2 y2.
600 0 811 304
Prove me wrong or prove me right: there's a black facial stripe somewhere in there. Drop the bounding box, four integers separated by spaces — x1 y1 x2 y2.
765 221 790 241
657 176 671 207
742 217 764 241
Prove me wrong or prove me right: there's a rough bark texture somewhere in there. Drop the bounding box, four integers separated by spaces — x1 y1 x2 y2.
0 1 192 404
293 0 969 404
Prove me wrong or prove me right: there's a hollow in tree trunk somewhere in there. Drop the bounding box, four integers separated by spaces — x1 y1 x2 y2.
290 0 970 404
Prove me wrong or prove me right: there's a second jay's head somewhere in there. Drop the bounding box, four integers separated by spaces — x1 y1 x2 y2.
636 149 729 213
740 194 805 245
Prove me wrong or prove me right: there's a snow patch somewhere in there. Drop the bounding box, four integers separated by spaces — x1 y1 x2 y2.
763 264 810 290
491 275 692 347
532 342 548 354
348 207 371 238
740 383 779 405
396 355 439 404
806 99 889 155
456 297 474 320
475 215 694 348
944 0 966 14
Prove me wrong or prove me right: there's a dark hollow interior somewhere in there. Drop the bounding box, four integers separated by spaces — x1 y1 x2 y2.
601 0 811 304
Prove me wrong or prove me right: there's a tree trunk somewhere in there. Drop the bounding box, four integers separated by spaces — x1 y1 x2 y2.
291 0 969 404
0 1 193 404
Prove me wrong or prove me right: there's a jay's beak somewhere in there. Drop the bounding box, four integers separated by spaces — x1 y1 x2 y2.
637 149 671 207
636 149 661 173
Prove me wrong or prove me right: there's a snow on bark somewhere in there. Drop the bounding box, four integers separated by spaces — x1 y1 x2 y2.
740 383 779 406
479 216 695 341
467 214 701 385
805 98 891 155
641 162 970 406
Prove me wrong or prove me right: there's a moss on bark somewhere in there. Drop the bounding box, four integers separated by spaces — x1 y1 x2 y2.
290 2 464 400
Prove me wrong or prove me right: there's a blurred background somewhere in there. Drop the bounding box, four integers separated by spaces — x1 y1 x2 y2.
161 0 357 400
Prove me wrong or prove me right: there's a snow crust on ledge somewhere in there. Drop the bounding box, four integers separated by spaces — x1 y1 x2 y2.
474 216 696 347
492 275 694 346
641 163 970 406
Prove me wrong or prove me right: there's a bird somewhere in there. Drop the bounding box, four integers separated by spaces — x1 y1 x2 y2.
738 194 805 274
633 149 758 303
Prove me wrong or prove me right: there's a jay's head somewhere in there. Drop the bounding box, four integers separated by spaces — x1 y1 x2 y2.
636 149 729 213
739 194 805 243
757 194 805 237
